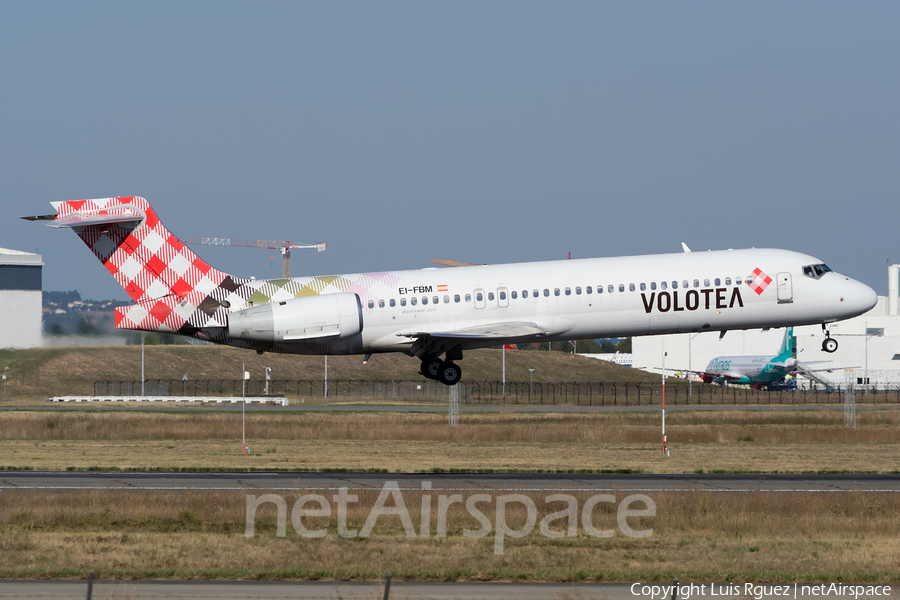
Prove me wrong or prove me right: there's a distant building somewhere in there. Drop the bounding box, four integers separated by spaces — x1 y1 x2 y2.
0 248 43 348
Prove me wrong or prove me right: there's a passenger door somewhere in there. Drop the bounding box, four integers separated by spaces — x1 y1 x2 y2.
777 273 793 303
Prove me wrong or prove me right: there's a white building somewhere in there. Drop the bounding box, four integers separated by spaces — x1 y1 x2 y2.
632 265 900 389
0 247 43 349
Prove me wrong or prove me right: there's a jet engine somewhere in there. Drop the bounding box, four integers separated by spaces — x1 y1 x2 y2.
227 293 363 343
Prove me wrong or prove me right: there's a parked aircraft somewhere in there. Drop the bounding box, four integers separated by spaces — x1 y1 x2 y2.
665 327 854 389
24 197 877 385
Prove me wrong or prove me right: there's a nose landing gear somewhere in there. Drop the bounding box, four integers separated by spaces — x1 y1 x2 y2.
821 324 838 353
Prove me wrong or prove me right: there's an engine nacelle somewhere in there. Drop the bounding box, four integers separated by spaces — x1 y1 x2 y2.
227 293 363 343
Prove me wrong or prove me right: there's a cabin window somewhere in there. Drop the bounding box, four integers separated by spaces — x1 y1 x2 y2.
693 279 699 288
639 283 646 291
367 300 374 309
410 297 417 306
400 298 406 306
422 297 428 305
714 278 721 286
650 282 657 291
575 287 582 295
704 279 710 287
511 291 517 299
672 281 678 289
618 284 625 292
454 294 460 303
735 277 742 285
586 286 592 294
543 289 550 297
552 288 559 297
465 294 471 302
564 287 571 296
522 290 528 298
499 291 507 300
378 299 385 308
661 281 667 290
629 283 635 292
389 299 396 307
488 292 495 301
608 285 614 293
725 278 732 286
433 296 439 304
476 292 483 302
443 295 450 303
682 280 689 289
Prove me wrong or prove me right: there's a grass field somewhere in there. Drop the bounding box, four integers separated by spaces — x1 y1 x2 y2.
1 489 897 582
2 410 898 473
0 346 666 405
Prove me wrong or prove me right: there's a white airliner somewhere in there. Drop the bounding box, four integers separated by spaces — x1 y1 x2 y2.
24 197 877 385
665 327 854 389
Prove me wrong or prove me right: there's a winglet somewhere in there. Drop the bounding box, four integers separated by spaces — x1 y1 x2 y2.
681 242 691 253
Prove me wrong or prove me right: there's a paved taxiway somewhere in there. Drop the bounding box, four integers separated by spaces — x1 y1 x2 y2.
2 471 898 492
4 581 895 600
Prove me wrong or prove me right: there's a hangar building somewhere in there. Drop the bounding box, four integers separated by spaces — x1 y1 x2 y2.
632 265 900 389
0 247 43 349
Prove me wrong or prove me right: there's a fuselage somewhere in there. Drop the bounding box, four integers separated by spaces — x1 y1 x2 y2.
223 248 876 356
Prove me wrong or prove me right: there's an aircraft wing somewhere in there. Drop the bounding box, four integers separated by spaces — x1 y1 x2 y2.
401 321 549 340
792 365 860 375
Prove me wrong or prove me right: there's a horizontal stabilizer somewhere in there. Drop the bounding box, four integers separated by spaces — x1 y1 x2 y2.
22 206 143 228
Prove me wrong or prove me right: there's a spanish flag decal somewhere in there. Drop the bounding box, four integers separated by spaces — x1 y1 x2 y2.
437 284 448 292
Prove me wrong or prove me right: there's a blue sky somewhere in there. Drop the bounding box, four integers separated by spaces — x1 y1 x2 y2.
2 2 898 300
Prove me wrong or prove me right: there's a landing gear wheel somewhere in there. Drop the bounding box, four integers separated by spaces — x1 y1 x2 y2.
438 362 462 386
421 357 443 380
822 338 838 353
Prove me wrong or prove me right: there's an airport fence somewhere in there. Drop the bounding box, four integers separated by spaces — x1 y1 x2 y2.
92 379 900 406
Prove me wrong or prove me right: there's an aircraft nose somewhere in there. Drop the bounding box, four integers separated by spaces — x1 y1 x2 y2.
842 278 877 316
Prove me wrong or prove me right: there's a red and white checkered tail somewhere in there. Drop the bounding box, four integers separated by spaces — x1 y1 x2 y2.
35 197 242 335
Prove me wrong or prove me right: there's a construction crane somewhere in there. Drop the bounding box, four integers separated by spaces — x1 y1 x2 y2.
184 238 326 278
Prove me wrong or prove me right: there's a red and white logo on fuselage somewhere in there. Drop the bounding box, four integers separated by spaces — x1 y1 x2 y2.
747 268 772 295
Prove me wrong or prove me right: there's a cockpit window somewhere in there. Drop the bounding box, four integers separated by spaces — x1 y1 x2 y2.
803 263 833 280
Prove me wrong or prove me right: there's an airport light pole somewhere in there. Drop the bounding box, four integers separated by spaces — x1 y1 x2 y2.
241 364 250 453
661 350 668 457
529 368 535 400
502 346 506 397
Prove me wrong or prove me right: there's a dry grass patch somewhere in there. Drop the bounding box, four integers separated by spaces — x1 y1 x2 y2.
2 409 899 444
3 438 899 473
1 490 898 582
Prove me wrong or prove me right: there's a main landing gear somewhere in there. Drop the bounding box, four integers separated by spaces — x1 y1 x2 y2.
821 324 838 353
420 355 463 385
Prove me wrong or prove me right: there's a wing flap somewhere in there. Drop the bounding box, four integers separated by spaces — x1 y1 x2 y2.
401 321 549 340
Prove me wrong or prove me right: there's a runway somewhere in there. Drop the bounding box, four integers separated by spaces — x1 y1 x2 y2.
2 471 898 492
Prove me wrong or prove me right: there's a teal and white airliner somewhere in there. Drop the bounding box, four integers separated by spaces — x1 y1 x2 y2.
674 327 853 389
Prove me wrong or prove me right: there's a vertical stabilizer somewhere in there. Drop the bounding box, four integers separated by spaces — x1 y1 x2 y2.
28 197 249 336
776 327 794 360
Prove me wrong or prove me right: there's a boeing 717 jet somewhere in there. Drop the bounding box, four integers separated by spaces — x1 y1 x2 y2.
24 197 877 385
